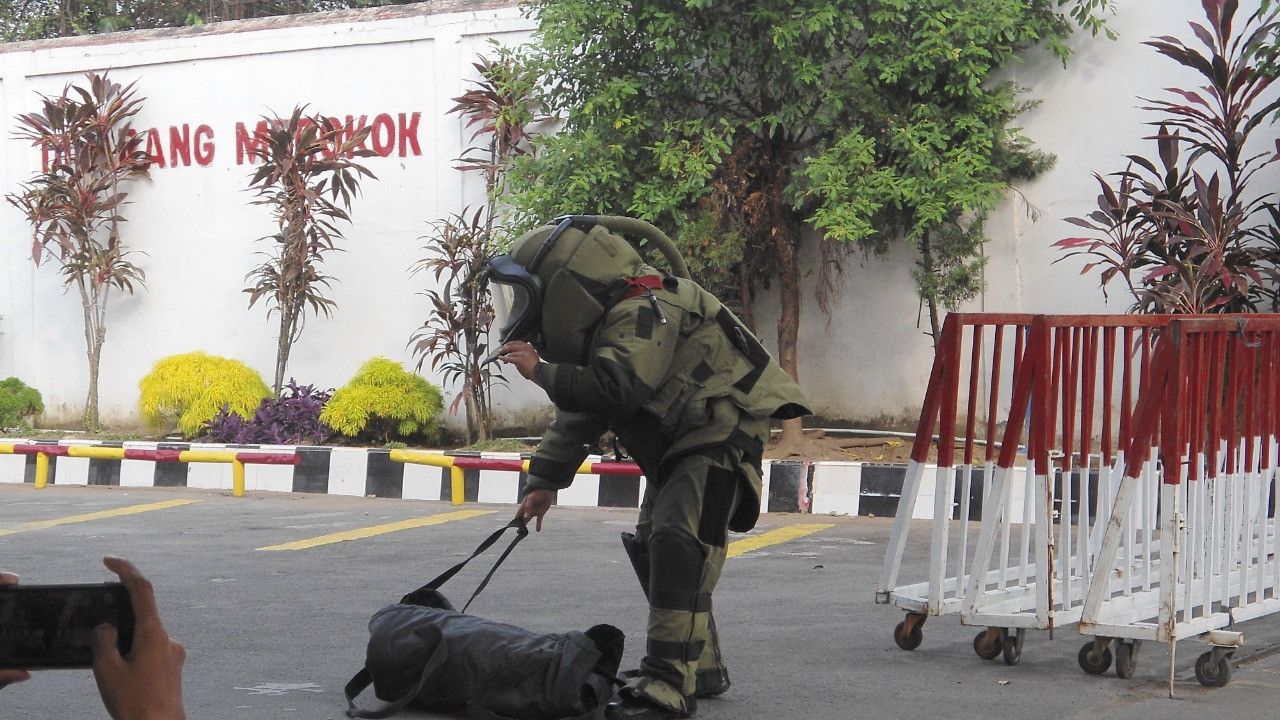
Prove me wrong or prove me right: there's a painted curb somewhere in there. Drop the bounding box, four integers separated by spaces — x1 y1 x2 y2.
0 438 946 518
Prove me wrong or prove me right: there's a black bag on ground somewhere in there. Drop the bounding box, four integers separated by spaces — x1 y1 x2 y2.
344 518 625 720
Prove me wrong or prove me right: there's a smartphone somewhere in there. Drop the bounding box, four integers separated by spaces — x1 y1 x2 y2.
0 582 134 668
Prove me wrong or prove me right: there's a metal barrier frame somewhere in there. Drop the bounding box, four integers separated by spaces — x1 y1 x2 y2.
1078 316 1280 688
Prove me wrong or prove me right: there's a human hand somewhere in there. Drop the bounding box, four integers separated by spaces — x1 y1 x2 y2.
0 572 31 690
91 557 186 720
517 489 554 532
497 341 543 382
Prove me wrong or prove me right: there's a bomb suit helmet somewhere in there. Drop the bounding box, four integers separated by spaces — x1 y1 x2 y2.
485 216 689 364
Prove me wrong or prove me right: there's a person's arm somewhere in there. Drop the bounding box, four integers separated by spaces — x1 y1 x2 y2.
533 300 683 418
516 408 607 531
0 573 30 690
91 556 187 720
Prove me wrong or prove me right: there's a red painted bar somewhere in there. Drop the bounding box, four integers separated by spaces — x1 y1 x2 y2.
1048 326 1065 463
1189 334 1206 469
935 316 963 469
985 324 1005 463
1061 326 1080 471
909 318 951 465
1159 324 1187 484
12 444 69 457
996 327 1038 470
1225 332 1242 475
1030 316 1054 477
1207 332 1226 477
1243 334 1258 472
1265 333 1278 467
1012 322 1026 394
590 461 644 476
1079 326 1097 464
123 449 184 462
1119 326 1135 455
235 452 301 465
452 456 526 473
1123 334 1171 481
963 324 983 466
1101 326 1116 464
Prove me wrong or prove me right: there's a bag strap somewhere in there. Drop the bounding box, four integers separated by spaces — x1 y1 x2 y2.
344 626 449 719
411 516 530 613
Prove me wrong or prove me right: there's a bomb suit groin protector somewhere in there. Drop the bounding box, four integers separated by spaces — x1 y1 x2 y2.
490 215 809 717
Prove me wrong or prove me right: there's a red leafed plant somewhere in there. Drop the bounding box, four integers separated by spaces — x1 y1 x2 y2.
5 72 150 431
243 105 376 394
1055 0 1280 313
409 47 543 444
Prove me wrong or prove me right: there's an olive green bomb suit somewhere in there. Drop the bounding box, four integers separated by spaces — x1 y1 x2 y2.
497 217 809 715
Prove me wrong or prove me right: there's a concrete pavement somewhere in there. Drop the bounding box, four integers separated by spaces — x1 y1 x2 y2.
3 483 1280 720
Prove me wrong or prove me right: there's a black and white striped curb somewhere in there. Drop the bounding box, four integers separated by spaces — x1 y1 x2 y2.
0 439 995 518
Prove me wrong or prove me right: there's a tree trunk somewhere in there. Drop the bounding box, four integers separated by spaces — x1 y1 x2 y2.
84 344 101 432
918 231 942 350
274 308 292 395
772 217 804 445
463 392 478 443
78 279 102 432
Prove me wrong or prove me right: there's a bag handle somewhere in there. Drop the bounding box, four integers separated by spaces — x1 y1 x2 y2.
407 516 530 613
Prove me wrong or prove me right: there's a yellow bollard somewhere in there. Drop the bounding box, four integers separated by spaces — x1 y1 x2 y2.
34 452 49 489
232 460 245 498
450 465 465 506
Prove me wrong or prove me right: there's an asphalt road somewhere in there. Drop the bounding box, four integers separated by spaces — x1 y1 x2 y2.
3 483 1280 720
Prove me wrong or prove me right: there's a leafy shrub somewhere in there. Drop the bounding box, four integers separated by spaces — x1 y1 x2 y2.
0 377 44 429
320 358 443 443
201 380 335 445
138 352 271 437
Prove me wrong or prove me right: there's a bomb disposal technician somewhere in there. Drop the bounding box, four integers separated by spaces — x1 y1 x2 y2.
489 216 810 720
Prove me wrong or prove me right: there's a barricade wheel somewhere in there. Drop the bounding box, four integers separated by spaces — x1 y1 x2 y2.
974 630 1003 660
893 620 923 651
1115 641 1138 679
1002 628 1025 666
1194 651 1232 688
1078 641 1112 675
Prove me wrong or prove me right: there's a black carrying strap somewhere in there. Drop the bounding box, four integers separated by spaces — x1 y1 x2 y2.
408 515 530 613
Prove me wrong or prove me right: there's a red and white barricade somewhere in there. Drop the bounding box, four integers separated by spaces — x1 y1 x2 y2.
1077 316 1280 688
880 313 1190 665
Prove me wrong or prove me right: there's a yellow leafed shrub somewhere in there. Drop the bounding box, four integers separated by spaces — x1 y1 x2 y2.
138 352 271 437
320 358 443 442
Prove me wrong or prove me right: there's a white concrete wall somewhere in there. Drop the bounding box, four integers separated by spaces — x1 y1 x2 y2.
0 3 549 430
0 0 1273 431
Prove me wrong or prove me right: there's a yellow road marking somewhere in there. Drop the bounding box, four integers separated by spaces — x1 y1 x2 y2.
257 508 495 551
727 523 834 559
0 499 201 537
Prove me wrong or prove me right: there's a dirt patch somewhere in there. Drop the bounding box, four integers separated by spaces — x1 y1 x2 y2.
767 429 915 463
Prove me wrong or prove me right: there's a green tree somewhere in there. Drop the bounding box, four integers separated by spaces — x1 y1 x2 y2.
509 0 1114 442
6 72 150 431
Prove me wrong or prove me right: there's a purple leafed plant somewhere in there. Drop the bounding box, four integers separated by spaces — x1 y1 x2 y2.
201 380 335 445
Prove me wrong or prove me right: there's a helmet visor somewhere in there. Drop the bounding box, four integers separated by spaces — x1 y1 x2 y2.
486 254 542 343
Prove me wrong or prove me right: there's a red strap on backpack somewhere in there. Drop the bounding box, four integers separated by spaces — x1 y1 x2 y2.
621 275 664 300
